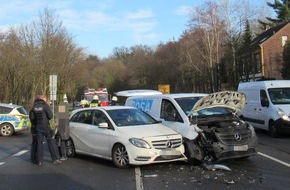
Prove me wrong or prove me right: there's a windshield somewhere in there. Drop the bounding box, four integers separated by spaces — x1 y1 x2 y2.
175 97 203 115
16 106 28 115
175 96 232 116
106 108 158 127
192 107 232 116
98 93 108 101
268 88 290 105
85 95 93 102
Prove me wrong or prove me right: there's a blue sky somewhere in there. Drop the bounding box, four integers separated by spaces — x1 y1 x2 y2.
0 0 270 59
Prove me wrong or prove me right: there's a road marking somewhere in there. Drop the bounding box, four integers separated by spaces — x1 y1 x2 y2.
0 162 5 165
258 152 290 168
12 150 29 157
135 167 143 190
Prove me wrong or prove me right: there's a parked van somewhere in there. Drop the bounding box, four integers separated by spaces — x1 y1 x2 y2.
238 80 290 137
125 91 258 164
115 89 162 105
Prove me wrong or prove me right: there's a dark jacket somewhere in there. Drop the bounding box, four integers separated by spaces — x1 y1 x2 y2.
29 99 53 132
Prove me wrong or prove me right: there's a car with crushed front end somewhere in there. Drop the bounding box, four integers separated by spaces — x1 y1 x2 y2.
66 106 187 168
125 91 258 165
0 103 30 137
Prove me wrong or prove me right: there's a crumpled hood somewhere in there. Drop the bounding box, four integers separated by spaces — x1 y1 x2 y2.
191 91 246 113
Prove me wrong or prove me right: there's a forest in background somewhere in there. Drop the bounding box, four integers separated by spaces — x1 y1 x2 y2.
1 0 290 110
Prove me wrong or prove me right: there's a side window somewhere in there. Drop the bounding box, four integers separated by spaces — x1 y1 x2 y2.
0 106 12 114
70 112 79 122
260 90 269 107
93 110 113 129
161 99 183 122
76 110 93 124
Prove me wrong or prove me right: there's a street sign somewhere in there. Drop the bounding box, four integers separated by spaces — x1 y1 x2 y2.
49 75 57 101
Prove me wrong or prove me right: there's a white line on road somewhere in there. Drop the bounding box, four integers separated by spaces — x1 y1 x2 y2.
0 162 5 166
12 150 29 157
135 167 143 190
258 152 290 168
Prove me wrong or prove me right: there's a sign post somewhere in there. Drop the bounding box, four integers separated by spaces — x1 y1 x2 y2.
49 75 57 123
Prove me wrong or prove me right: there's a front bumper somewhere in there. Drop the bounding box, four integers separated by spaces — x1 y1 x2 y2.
212 128 258 161
126 144 187 166
274 118 290 133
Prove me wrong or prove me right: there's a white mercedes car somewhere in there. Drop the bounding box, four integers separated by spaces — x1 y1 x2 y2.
66 106 186 168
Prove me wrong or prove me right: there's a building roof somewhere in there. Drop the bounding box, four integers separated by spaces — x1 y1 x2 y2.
251 21 290 47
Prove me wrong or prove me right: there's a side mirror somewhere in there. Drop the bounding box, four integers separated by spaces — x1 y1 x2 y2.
99 122 108 128
261 98 269 107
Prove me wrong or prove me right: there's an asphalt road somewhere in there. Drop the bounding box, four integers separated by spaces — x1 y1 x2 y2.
0 129 289 190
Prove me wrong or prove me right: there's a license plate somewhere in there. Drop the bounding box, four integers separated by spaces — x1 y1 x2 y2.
233 145 248 151
161 149 181 156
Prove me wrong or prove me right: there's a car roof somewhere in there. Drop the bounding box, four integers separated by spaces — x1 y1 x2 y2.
0 103 22 109
127 93 208 99
115 89 162 97
71 106 138 114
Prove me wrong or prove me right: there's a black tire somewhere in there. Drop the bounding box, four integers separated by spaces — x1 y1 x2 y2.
0 123 14 137
112 144 130 168
66 139 76 157
269 121 279 138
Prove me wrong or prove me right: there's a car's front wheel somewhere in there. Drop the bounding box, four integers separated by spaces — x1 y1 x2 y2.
112 144 130 168
0 123 14 137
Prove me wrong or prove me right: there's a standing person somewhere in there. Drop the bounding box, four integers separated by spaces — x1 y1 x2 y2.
54 127 69 161
30 96 39 164
110 96 119 106
29 95 61 165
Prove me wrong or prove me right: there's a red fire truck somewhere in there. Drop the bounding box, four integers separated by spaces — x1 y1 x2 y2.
84 88 109 106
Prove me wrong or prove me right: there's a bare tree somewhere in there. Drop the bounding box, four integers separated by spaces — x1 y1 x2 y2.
188 1 227 92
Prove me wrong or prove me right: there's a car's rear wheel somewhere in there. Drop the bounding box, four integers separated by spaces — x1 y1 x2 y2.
112 144 130 168
66 139 76 157
0 123 14 137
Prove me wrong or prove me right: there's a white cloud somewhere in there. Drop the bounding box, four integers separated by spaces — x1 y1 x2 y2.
175 5 192 16
125 9 154 20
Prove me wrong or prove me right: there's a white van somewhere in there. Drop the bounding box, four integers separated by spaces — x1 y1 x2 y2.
115 89 162 105
125 92 258 164
238 80 290 137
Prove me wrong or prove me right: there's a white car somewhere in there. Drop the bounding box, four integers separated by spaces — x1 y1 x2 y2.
66 106 186 168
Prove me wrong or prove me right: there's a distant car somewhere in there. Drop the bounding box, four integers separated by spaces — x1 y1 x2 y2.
66 106 187 168
0 103 30 137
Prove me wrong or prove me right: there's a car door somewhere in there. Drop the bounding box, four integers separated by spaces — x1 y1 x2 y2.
87 110 114 157
159 99 189 137
257 89 271 129
70 110 94 153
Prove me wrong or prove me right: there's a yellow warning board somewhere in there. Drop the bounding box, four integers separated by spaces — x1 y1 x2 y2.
158 84 170 94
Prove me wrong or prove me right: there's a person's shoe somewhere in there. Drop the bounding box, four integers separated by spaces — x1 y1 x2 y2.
60 157 67 161
52 160 62 165
37 162 42 166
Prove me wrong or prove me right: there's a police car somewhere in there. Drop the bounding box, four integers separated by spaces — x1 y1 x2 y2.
0 103 30 137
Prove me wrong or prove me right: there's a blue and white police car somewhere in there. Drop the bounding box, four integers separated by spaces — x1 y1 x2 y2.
0 103 30 137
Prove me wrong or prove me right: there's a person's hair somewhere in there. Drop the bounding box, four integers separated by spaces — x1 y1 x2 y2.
39 95 47 102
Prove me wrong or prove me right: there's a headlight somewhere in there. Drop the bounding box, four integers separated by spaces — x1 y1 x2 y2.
277 108 290 121
129 138 151 149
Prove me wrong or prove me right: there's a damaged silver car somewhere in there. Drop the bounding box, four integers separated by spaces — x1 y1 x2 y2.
125 91 258 165
186 91 258 164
